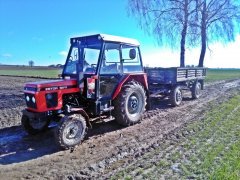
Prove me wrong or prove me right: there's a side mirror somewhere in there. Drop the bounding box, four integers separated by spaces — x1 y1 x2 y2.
129 48 136 59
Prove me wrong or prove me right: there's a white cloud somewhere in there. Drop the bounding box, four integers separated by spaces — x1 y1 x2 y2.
142 35 240 68
59 51 68 57
2 53 12 58
142 49 179 67
203 35 240 68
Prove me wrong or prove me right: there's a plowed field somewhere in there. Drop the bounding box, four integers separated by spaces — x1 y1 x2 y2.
0 76 239 179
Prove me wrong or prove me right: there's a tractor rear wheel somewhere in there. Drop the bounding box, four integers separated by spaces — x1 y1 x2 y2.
113 81 146 126
55 114 87 150
21 115 50 135
170 86 183 107
192 82 201 99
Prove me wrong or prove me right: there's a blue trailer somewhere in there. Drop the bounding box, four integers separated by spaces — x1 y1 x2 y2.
145 67 207 106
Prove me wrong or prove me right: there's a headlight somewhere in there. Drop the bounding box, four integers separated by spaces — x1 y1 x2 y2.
26 96 30 102
24 94 37 109
32 96 36 103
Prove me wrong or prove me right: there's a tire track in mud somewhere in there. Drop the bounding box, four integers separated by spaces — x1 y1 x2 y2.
0 77 239 179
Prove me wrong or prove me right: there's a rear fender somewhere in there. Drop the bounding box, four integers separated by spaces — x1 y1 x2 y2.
112 73 148 100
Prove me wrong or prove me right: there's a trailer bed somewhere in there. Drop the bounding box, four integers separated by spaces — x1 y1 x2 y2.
145 67 207 84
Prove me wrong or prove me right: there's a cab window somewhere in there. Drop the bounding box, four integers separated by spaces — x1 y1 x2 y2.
122 45 142 73
100 43 121 74
64 47 79 75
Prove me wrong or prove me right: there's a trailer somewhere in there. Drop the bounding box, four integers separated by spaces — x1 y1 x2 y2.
145 67 206 106
21 34 207 149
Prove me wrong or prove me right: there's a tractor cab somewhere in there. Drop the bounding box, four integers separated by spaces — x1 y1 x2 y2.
62 34 145 116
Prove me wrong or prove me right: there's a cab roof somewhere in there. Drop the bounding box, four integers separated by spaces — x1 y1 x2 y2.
70 34 140 46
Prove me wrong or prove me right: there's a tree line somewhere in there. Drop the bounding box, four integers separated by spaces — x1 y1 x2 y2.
128 0 240 67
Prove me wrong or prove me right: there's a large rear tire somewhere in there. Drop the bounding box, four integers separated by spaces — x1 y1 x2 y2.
192 82 201 99
113 81 146 126
170 86 183 107
55 114 87 150
21 115 50 135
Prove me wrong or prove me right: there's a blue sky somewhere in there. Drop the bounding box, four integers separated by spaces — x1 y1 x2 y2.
0 0 155 66
0 0 240 68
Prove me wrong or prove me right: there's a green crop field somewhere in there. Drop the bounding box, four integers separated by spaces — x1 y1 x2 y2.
0 66 240 82
180 95 240 179
113 95 240 179
0 65 61 78
206 68 240 82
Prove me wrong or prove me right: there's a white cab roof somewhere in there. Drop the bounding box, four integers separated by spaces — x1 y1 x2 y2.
99 34 140 46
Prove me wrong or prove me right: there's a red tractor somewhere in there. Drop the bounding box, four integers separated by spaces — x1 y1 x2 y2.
22 34 206 149
22 34 148 149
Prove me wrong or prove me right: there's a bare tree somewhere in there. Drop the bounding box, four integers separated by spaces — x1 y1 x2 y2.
28 60 34 67
128 0 198 67
196 0 240 67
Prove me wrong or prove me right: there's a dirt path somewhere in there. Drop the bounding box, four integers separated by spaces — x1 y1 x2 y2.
0 76 239 179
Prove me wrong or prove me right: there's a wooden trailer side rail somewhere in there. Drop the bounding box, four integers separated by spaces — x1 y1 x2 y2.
176 68 207 82
145 67 207 84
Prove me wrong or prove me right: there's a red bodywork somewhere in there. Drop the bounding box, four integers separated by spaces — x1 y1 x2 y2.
112 73 148 100
24 79 79 112
24 73 148 113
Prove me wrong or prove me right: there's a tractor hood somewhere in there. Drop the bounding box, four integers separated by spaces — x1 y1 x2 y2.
24 79 78 92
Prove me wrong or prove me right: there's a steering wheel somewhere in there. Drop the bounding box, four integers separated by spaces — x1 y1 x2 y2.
91 64 97 68
102 63 118 73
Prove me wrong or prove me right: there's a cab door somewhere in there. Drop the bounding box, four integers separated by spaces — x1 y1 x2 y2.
99 43 122 100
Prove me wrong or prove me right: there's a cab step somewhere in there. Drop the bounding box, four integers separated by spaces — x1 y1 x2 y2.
102 106 114 113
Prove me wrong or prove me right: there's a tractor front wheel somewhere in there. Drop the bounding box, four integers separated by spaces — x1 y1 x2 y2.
55 114 87 150
113 81 146 126
21 115 50 135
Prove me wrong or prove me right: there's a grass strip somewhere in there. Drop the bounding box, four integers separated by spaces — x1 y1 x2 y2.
180 95 240 179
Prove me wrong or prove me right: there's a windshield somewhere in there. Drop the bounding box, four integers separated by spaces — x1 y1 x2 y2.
63 43 101 75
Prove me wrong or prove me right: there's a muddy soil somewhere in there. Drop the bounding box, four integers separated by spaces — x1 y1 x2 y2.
0 76 239 179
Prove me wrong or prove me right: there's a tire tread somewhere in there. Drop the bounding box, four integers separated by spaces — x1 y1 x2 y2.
55 114 87 150
113 81 146 126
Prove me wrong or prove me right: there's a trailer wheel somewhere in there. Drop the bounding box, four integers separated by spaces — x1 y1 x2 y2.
170 86 182 106
192 82 201 99
21 115 50 135
113 81 146 126
55 114 86 150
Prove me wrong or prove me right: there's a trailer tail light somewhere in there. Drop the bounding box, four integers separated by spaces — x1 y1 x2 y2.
87 78 95 98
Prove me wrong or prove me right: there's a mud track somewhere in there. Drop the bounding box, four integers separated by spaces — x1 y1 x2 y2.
0 76 239 179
